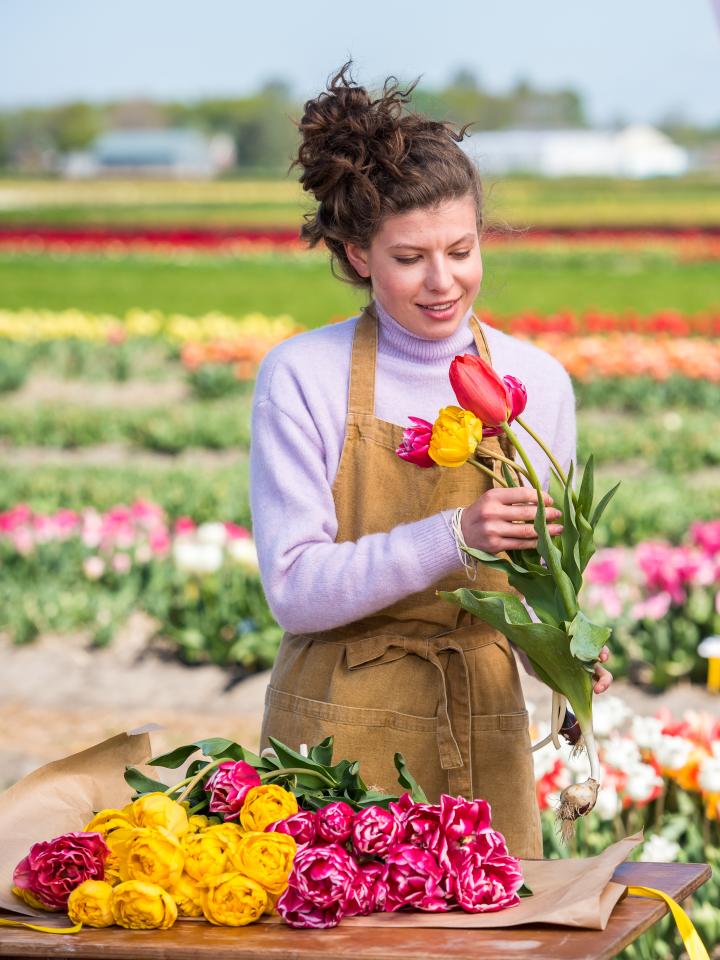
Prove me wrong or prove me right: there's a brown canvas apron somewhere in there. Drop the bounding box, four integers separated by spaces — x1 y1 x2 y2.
260 303 542 858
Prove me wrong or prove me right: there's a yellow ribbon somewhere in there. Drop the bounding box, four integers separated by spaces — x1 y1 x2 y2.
0 917 82 934
628 886 710 960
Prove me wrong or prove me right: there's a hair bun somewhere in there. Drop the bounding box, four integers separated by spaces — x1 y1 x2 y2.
292 61 483 290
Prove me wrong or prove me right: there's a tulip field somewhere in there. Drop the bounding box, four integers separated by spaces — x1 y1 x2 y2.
1 177 720 957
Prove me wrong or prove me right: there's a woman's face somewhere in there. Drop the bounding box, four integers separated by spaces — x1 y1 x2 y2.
345 195 482 339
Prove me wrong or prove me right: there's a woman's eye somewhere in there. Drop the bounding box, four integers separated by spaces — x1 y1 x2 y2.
451 250 471 259
394 256 421 264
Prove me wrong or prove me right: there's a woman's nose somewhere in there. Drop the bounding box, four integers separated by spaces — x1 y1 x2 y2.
424 257 453 293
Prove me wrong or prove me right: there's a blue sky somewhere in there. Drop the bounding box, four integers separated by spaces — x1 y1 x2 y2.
2 0 719 125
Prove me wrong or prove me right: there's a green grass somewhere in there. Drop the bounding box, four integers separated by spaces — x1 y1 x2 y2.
2 175 719 226
0 249 718 327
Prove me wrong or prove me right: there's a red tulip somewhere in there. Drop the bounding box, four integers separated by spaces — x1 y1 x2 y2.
482 375 527 437
396 417 434 468
449 355 511 427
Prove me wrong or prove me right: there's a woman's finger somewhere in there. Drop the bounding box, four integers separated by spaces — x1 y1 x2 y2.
493 522 564 540
502 504 563 523
493 487 555 506
593 665 613 694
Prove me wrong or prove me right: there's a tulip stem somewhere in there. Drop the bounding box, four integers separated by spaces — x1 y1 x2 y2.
501 420 578 621
164 776 193 797
188 800 207 815
468 459 508 487
474 447 531 482
515 416 579 508
176 757 227 804
260 767 337 787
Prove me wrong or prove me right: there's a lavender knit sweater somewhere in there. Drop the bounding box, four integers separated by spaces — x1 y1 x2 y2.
250 301 576 635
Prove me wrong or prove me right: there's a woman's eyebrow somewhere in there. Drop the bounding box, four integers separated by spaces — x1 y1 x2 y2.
387 232 476 251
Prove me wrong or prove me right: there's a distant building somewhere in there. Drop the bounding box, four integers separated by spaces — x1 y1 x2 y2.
461 125 689 178
63 129 235 179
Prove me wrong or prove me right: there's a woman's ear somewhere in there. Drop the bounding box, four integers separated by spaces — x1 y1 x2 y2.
344 242 371 278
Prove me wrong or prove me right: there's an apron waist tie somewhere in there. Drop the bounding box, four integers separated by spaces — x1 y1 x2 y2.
344 632 490 794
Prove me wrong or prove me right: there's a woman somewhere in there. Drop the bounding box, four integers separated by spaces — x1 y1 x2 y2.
250 64 611 858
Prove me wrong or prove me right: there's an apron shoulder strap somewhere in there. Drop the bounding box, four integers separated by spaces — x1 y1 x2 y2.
348 304 378 416
469 313 493 364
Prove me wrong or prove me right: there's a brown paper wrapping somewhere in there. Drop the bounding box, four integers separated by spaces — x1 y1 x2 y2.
0 732 641 930
0 731 151 916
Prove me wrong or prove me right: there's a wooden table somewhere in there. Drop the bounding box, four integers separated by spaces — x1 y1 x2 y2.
0 861 711 960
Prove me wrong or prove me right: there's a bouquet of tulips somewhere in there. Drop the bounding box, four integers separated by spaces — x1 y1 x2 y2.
272 792 524 928
397 353 620 838
9 734 525 932
11 785 300 930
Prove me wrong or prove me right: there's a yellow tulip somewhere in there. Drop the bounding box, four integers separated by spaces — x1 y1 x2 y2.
429 405 484 468
111 881 177 930
240 785 298 833
201 872 267 927
228 831 296 895
67 880 114 928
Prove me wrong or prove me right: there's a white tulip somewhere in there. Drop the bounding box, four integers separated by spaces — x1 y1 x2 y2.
173 539 223 576
592 697 632 738
227 537 259 573
654 735 694 772
631 716 665 751
624 762 664 803
698 756 720 794
604 735 642 774
595 784 621 821
640 835 681 863
196 522 228 547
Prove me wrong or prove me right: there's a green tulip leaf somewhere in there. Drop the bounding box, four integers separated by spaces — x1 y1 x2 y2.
560 461 583 593
567 611 612 663
577 455 595 521
440 588 594 720
148 743 200 769
394 753 429 803
309 736 334 766
591 481 621 529
124 766 168 795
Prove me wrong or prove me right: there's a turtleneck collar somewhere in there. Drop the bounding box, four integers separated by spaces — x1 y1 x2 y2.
374 298 476 362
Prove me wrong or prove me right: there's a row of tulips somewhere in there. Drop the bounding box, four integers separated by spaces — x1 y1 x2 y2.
0 309 301 345
0 501 281 668
3 307 719 344
1 226 719 261
3 500 720 688
583 521 720 689
535 702 720 959
482 308 720 338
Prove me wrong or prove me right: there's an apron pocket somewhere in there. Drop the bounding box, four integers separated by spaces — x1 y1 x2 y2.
261 685 444 798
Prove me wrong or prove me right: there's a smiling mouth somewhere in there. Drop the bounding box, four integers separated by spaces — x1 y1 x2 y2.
417 297 461 312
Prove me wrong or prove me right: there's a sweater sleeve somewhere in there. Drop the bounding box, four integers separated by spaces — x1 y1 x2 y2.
249 394 461 634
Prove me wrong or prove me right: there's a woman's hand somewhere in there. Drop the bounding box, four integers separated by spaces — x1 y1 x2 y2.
461 487 563 554
593 646 613 694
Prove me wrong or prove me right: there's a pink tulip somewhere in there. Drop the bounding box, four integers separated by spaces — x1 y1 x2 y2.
439 795 502 868
351 806 402 858
267 810 318 847
396 417 434 468
390 793 443 855
276 884 345 928
480 375 528 437
383 843 449 912
13 832 108 911
344 864 385 917
449 847 523 913
315 801 354 844
290 844 357 909
204 760 261 820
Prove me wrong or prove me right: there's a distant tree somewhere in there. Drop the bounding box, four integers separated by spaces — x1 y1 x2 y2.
449 67 482 91
49 102 103 151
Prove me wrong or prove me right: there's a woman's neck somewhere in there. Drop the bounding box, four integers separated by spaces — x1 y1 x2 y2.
374 298 475 362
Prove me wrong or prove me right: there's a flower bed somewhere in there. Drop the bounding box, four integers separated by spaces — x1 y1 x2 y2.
583 521 720 690
535 701 720 958
0 501 280 669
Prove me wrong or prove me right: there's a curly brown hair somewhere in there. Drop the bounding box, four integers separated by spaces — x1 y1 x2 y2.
293 62 483 289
